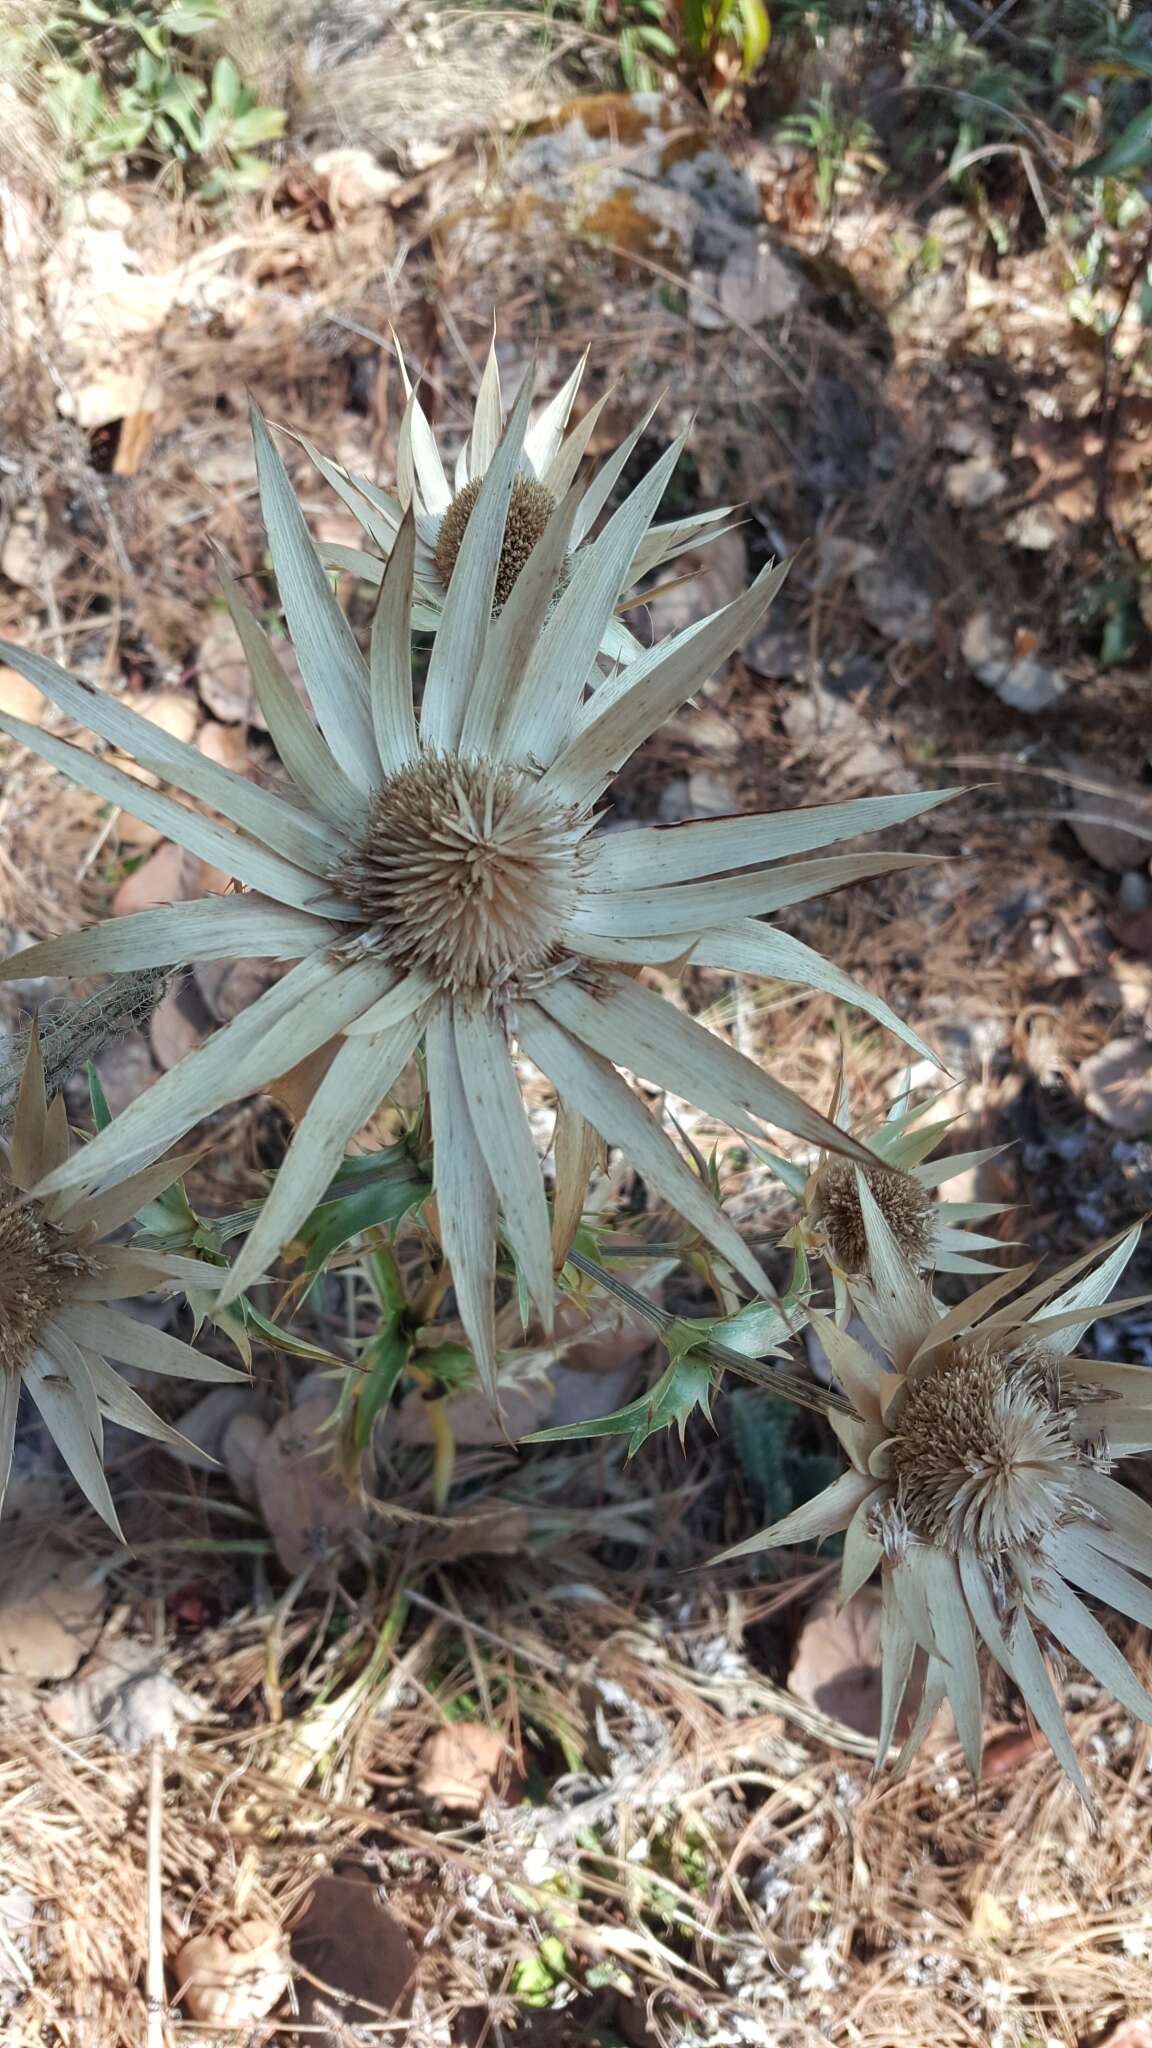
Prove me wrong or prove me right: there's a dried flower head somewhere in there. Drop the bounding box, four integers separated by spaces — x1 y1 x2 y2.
433 472 557 609
342 755 583 991
769 1082 1013 1312
818 1159 933 1273
719 1190 1152 1809
301 335 735 665
0 1035 243 1535
888 1341 1079 1555
0 371 958 1408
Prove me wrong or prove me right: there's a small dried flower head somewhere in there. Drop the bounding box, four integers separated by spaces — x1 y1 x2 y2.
890 1341 1078 1557
433 473 556 608
341 755 586 992
819 1160 933 1271
0 1184 87 1375
0 1035 246 1535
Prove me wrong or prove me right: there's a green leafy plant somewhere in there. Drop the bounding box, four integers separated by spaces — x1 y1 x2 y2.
778 83 883 218
29 0 284 198
549 0 769 100
680 0 771 106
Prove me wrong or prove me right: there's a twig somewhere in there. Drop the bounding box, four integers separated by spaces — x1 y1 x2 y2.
0 969 170 1125
145 1742 167 2048
146 1594 168 2048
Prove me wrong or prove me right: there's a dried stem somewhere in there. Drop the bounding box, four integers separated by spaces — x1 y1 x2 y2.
0 970 169 1126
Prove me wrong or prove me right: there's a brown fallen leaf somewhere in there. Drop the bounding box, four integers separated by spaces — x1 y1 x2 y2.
163 1387 267 1474
265 1036 345 1123
393 1377 552 1447
111 841 191 918
253 1394 368 1574
291 1866 418 2029
420 1502 533 1563
1111 907 1152 961
175 1919 289 2026
196 719 252 774
789 1587 954 1745
222 1411 269 1507
1079 1037 1152 1137
789 1589 885 1735
981 1725 1042 1778
1096 2022 1152 2048
0 1549 106 1681
0 666 46 725
106 692 200 848
122 689 198 745
196 611 257 724
92 1030 160 1115
194 954 282 1026
150 978 213 1072
112 408 158 476
968 1890 1012 1943
416 1722 511 1814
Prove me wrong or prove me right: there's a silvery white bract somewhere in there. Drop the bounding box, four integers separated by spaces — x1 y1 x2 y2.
0 1035 242 1534
0 371 957 1403
300 335 740 664
718 1192 1152 1811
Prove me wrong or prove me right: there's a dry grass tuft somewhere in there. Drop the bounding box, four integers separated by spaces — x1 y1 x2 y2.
3 1547 1151 2046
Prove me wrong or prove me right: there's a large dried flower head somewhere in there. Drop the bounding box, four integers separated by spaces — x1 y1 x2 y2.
718 1189 1152 1810
0 1034 243 1535
0 368 959 1408
299 334 736 665
888 1341 1079 1555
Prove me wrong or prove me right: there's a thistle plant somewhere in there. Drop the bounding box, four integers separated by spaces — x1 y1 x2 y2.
0 1032 244 1534
715 1182 1152 1806
0 365 955 1405
0 342 1148 1798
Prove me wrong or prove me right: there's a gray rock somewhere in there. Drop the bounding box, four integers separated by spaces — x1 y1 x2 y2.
1080 1037 1152 1136
718 239 801 325
855 562 934 646
507 96 763 274
1119 871 1152 914
781 678 908 790
687 768 740 815
961 610 1066 711
1064 754 1152 872
994 655 1067 712
1005 504 1065 552
686 268 727 331
945 456 1010 508
743 625 809 679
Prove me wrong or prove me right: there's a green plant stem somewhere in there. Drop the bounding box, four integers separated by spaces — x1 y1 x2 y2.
566 1248 851 1420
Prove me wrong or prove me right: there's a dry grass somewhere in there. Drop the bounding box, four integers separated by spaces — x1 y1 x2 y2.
3 1521 1152 2047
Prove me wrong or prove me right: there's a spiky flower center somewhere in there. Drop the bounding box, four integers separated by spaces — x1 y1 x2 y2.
890 1342 1080 1558
0 1186 86 1375
342 755 585 993
433 473 557 608
819 1160 934 1272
